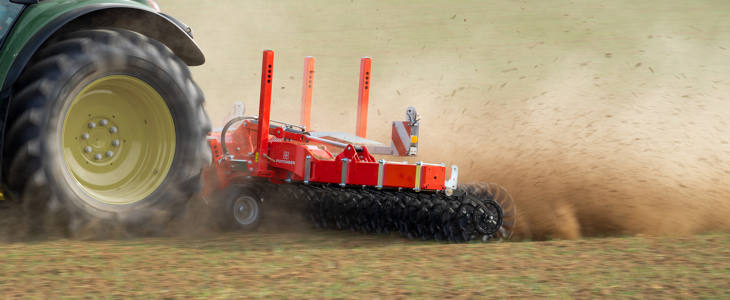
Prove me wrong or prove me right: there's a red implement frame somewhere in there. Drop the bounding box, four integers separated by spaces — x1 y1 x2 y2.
356 57 371 138
255 50 274 176
206 50 451 196
300 56 315 131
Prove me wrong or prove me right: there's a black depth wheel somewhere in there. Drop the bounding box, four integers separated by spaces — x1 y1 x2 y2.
217 185 263 231
232 195 261 228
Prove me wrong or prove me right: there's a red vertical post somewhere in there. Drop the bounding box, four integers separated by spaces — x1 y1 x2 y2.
356 57 371 138
300 56 315 131
256 50 274 175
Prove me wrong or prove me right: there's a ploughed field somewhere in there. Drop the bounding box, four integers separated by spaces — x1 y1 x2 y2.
0 232 727 298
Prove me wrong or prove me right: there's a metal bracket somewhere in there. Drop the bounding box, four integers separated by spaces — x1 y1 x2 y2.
405 106 419 126
445 165 459 195
340 158 349 187
304 155 312 184
230 158 250 173
414 161 423 192
376 159 385 189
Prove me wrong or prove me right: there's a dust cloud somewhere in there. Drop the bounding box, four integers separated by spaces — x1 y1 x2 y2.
162 0 730 240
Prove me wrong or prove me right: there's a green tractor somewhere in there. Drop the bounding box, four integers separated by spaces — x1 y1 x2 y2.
0 0 210 236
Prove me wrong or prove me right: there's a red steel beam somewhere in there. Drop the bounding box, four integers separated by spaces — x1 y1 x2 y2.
300 56 315 131
256 50 275 175
356 57 371 138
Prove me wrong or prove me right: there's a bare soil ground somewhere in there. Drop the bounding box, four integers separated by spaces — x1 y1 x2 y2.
0 232 727 298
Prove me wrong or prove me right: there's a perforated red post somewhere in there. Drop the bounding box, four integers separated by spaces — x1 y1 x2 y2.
300 56 315 131
256 50 274 174
356 57 371 138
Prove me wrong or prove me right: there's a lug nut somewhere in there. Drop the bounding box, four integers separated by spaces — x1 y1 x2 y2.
99 119 108 126
84 146 92 153
109 126 118 134
88 122 96 129
94 153 103 160
106 150 114 158
112 139 120 147
81 133 90 140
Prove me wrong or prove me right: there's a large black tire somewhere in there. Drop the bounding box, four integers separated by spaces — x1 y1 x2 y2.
2 28 211 237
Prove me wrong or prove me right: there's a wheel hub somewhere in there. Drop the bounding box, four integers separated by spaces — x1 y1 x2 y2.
233 196 259 225
61 75 176 205
78 118 121 164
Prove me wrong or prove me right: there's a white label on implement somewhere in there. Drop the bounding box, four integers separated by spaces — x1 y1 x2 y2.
307 145 319 150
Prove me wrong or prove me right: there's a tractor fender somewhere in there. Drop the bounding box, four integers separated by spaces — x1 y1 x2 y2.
2 5 203 92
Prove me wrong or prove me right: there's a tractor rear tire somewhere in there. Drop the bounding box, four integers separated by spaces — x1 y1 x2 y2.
2 28 211 237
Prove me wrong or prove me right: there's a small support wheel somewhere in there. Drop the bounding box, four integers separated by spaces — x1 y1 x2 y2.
217 186 263 231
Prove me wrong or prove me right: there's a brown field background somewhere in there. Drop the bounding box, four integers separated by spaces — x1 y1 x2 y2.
159 0 730 240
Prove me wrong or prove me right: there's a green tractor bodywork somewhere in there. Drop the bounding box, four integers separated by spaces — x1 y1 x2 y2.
0 0 211 236
0 0 204 113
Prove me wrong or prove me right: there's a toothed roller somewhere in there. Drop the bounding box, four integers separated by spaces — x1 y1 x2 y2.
259 182 503 242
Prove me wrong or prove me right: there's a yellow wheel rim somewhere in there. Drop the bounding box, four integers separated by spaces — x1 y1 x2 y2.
62 75 176 205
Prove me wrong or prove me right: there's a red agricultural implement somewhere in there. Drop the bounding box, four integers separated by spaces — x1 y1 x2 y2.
203 50 516 242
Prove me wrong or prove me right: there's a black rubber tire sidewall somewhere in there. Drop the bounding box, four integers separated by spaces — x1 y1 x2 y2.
5 28 211 234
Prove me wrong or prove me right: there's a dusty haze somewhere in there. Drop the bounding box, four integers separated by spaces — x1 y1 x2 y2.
160 0 730 239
